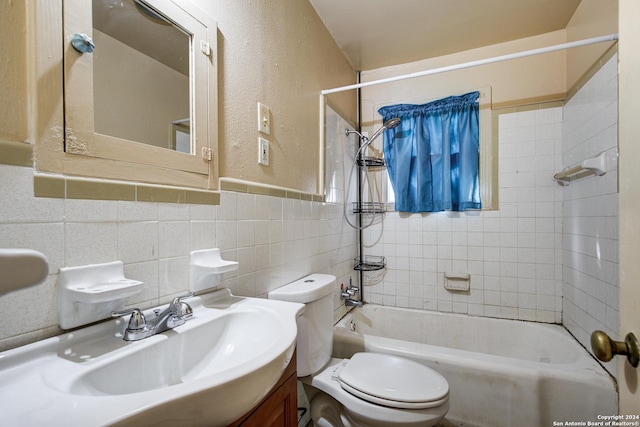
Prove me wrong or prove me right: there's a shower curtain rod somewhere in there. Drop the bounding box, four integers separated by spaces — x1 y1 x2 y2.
320 33 618 95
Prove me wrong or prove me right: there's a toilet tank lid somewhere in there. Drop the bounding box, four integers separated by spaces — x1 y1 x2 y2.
268 274 336 303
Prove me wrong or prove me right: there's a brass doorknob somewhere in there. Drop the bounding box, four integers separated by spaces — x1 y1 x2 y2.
590 330 639 368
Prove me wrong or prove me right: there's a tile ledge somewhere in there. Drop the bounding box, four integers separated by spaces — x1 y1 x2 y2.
219 177 324 202
33 173 220 205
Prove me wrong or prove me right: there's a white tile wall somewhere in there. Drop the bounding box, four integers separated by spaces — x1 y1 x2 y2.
362 106 565 323
361 54 618 373
0 106 357 351
561 53 619 376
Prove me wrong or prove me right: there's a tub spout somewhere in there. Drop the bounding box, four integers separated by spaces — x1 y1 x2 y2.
345 298 363 307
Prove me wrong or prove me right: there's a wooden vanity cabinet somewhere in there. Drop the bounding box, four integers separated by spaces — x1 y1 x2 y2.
228 353 298 427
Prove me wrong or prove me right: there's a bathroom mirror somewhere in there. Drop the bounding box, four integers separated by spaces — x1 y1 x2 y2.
63 0 215 180
92 0 191 153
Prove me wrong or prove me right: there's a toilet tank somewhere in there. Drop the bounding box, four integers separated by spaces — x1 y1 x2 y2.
268 274 336 376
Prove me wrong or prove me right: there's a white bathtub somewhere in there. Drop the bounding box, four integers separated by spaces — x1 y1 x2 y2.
333 305 617 427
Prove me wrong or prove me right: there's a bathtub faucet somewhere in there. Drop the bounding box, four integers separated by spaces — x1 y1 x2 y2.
341 284 363 307
345 298 363 307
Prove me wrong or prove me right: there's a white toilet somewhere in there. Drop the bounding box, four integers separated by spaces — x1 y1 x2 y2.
268 274 449 427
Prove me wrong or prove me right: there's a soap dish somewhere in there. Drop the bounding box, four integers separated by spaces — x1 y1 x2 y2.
66 277 143 303
444 272 470 292
190 248 239 293
59 261 143 329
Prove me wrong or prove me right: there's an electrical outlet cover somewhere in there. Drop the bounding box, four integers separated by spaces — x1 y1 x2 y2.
258 137 269 165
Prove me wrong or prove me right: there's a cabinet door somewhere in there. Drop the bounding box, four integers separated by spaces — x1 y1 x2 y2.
237 373 297 427
61 0 218 188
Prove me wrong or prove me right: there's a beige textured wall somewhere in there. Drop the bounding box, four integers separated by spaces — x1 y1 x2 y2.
347 1 616 117
1 1 355 194
360 30 567 126
195 0 356 194
565 0 618 90
0 2 29 143
2 0 614 193
361 0 618 124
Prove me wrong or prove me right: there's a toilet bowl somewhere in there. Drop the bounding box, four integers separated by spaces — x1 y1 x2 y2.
268 274 449 427
306 354 449 427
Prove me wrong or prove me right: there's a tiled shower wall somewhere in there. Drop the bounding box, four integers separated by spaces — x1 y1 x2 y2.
361 52 618 333
561 53 619 372
0 107 356 351
362 107 564 322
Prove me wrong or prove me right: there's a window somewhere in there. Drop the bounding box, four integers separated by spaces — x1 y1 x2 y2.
375 87 493 210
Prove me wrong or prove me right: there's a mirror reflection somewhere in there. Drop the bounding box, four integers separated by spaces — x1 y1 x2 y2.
92 0 191 153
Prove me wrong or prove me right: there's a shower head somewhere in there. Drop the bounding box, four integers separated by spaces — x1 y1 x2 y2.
364 117 401 147
345 118 401 151
385 117 402 128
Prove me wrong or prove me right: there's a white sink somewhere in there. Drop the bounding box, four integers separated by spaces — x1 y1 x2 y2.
0 289 304 426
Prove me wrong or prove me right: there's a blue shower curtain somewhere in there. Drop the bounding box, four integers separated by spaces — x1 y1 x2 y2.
378 91 481 213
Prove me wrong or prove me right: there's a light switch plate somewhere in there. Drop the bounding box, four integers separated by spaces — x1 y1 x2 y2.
258 102 271 135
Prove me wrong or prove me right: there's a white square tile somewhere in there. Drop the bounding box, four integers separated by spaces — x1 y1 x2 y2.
158 203 190 221
237 221 256 248
0 166 64 223
499 113 518 130
118 201 158 222
217 192 237 220
159 221 190 258
119 221 159 263
237 247 256 275
66 199 118 222
189 221 216 251
158 256 189 298
189 203 216 221
66 222 119 266
0 275 57 336
237 193 255 220
124 260 159 304
255 195 271 220
215 220 237 250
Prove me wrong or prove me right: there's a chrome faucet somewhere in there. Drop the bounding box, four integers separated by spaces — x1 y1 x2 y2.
341 284 363 307
344 298 363 307
112 292 194 341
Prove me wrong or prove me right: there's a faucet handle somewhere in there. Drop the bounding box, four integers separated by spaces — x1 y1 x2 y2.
176 301 193 318
112 308 146 331
171 292 194 318
172 292 194 304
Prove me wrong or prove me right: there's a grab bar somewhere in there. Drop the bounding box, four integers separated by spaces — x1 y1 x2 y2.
553 151 607 185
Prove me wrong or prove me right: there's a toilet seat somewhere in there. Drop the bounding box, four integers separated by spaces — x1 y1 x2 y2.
305 357 450 426
337 353 449 409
